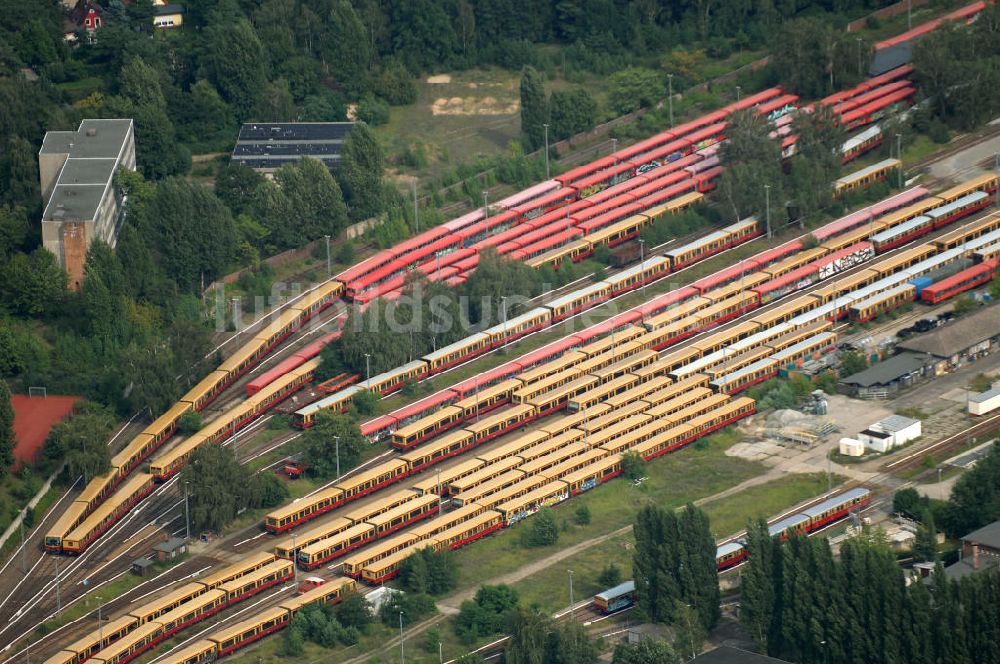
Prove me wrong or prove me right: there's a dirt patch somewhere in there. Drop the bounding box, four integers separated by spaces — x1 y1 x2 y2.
426 74 452 84
10 395 80 467
431 96 520 116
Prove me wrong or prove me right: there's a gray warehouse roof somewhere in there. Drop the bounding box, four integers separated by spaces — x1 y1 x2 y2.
962 520 1000 549
232 122 354 171
897 307 1000 358
839 352 932 387
693 646 794 664
875 414 920 433
41 119 133 223
970 386 1000 404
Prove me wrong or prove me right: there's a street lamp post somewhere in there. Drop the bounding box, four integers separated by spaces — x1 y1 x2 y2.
736 85 741 102
184 480 191 540
364 353 371 383
896 133 903 188
483 191 489 223
399 611 405 664
543 123 550 179
667 74 674 128
567 569 574 618
324 234 331 276
501 296 508 351
764 184 772 240
231 298 240 335
639 238 647 302
413 179 419 233
334 435 341 478
856 38 863 76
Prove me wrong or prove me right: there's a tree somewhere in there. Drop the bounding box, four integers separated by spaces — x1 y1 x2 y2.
0 379 14 475
42 402 115 483
672 600 707 660
321 1 371 97
545 621 599 664
504 606 550 664
337 122 384 222
621 451 645 480
574 504 591 525
142 177 237 292
839 350 868 376
608 68 665 114
253 77 296 121
952 294 979 316
549 88 597 141
283 626 305 656
335 592 373 631
273 158 349 246
181 443 288 533
520 507 559 547
296 412 366 479
177 411 202 435
1 248 67 317
912 510 938 562
519 66 547 151
633 504 718 629
203 19 267 120
456 584 519 644
940 442 1000 536
612 639 682 664
180 80 231 142
892 487 930 520
740 519 777 651
598 562 621 588
717 109 785 224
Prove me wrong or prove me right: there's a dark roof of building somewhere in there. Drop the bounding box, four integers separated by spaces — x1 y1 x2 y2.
897 306 1000 358
155 4 185 14
233 123 354 171
237 122 354 141
693 646 794 664
870 43 912 76
153 537 187 552
962 520 1000 549
132 557 154 568
943 556 1000 581
839 351 932 387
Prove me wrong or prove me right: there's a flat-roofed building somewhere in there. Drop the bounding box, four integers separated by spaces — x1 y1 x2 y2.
38 118 136 289
232 122 354 174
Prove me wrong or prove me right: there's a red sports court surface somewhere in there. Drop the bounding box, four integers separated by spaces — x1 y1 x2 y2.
10 395 79 467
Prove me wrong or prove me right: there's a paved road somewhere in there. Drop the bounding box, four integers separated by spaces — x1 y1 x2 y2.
930 132 1000 180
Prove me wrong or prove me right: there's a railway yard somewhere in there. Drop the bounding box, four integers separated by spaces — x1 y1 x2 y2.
6 50 1000 664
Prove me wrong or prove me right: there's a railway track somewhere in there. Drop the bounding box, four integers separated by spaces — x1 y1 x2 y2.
8 155 999 664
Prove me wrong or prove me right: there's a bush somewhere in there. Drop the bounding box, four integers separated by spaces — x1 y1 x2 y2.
622 451 645 480
335 239 355 265
177 411 202 434
520 507 559 547
574 504 591 525
455 585 519 644
598 562 621 588
379 591 436 627
357 94 390 125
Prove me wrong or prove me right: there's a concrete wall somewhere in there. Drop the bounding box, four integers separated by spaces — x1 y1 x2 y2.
38 151 68 204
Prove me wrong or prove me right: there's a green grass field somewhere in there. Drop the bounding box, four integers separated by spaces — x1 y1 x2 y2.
510 472 840 614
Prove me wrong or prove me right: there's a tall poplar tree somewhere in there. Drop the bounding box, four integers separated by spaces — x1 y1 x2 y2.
0 379 15 475
519 66 547 152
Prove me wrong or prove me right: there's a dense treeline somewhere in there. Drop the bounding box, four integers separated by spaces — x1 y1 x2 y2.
894 441 1000 539
914 6 1000 131
716 106 845 228
180 443 288 533
633 504 720 634
740 524 1000 664
318 249 549 378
